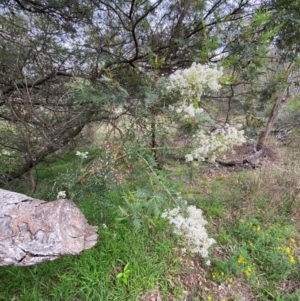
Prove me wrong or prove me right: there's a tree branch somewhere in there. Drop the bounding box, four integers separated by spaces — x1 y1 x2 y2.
1 71 72 95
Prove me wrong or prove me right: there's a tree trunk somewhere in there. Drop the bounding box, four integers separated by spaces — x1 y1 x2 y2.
256 62 294 151
0 189 98 266
256 93 285 151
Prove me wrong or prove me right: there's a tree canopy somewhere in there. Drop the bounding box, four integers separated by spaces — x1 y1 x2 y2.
0 0 299 185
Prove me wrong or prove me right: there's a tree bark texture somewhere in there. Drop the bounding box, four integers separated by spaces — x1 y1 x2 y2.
256 62 294 151
0 189 98 266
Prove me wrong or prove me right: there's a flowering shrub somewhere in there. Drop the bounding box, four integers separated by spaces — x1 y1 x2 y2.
166 63 246 162
166 63 223 101
162 205 216 258
186 125 247 162
169 104 204 118
0 149 13 156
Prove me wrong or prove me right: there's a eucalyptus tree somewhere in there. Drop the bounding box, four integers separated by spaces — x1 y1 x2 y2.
0 0 266 185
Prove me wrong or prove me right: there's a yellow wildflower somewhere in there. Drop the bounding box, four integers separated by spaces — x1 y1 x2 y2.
221 299 227 301
245 269 252 277
290 238 296 244
212 272 217 280
237 256 246 264
249 241 254 248
228 277 233 283
207 295 212 301
289 255 295 264
221 271 225 276
285 247 291 254
256 225 261 231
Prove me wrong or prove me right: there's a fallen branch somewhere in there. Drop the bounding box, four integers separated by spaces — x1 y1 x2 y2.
215 147 265 169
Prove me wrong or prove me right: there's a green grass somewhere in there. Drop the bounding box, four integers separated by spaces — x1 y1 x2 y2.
0 149 182 301
180 162 300 300
35 147 102 181
161 142 300 300
0 190 180 301
1 140 300 300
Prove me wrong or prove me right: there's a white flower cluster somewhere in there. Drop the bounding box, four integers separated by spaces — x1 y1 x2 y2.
165 64 247 163
166 63 223 101
0 149 16 158
186 125 246 162
162 205 216 258
0 149 12 156
169 104 204 118
75 151 89 159
57 190 66 199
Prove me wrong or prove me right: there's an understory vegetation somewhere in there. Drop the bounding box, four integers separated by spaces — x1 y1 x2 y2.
1 131 300 301
1 0 300 300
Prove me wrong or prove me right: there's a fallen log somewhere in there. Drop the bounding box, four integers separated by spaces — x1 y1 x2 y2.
0 189 98 266
215 147 265 169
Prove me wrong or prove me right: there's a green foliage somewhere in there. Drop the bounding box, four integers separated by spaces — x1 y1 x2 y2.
0 148 181 301
268 0 300 57
278 289 300 301
2 135 300 301
2 0 300 299
116 263 131 285
211 218 299 300
234 220 297 279
118 168 180 229
284 95 300 123
68 75 129 107
0 218 179 300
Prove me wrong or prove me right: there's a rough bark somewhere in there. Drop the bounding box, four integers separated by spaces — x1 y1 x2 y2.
0 189 98 266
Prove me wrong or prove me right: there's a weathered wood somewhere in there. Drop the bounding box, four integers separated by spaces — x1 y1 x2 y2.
215 147 265 169
0 189 98 266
